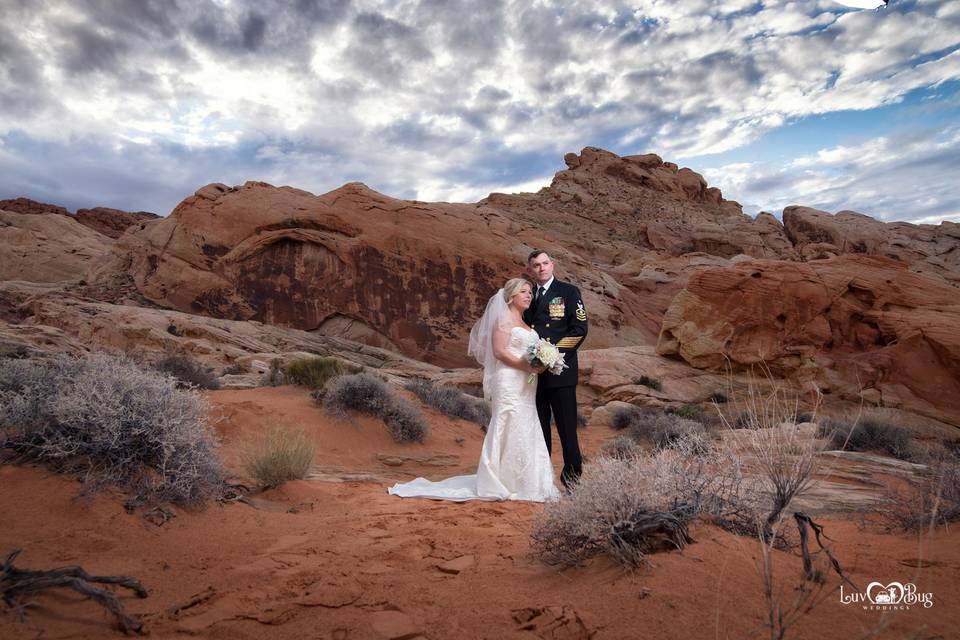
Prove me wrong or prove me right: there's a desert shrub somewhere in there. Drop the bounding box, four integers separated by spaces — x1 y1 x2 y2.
633 375 662 391
669 403 704 422
0 354 224 506
707 391 728 404
324 373 427 443
601 435 642 460
531 435 756 568
718 378 823 534
460 384 484 398
284 357 361 390
166 324 181 337
154 352 221 390
881 460 960 531
261 358 285 386
242 425 316 488
819 413 916 461
639 414 706 450
611 405 644 430
404 379 491 427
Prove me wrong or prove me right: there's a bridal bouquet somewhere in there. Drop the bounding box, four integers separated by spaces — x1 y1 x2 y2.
526 338 568 383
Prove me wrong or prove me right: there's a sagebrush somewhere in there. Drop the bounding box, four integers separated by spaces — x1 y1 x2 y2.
531 434 757 568
323 373 428 443
819 412 916 461
404 379 490 427
154 352 221 390
0 354 224 506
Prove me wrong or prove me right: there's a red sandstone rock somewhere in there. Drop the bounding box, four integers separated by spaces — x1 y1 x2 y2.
657 255 960 426
75 207 159 239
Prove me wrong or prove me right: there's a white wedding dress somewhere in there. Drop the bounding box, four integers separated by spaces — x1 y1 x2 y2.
388 327 560 502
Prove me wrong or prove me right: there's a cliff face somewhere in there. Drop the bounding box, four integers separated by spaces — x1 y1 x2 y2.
117 148 800 366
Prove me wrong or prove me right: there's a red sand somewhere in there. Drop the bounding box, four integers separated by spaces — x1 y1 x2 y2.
1 386 958 639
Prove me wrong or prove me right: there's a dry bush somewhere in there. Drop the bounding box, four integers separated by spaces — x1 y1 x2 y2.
242 425 316 488
0 354 224 506
154 352 221 390
669 402 704 422
633 375 662 391
880 460 960 531
600 434 643 460
323 373 428 443
819 412 917 461
404 379 491 427
531 434 758 568
284 357 361 390
610 405 643 430
718 376 822 537
631 413 706 450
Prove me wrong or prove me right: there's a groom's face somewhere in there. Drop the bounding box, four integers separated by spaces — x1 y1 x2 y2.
527 253 554 285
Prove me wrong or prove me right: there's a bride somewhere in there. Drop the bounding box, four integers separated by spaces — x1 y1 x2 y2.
388 278 560 502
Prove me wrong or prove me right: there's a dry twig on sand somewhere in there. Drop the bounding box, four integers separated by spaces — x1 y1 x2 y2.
1 550 148 634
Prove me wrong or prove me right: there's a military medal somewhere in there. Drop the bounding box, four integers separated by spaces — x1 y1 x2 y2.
548 296 565 319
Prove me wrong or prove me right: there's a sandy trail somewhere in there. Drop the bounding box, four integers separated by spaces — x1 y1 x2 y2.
1 386 957 639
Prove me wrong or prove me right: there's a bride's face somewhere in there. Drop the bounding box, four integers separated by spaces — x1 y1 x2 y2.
512 284 533 311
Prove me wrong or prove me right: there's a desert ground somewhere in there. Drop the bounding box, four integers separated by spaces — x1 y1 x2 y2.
2 385 957 640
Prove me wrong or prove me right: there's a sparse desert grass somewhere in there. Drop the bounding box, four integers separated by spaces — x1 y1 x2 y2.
404 379 490 427
154 351 221 390
242 425 316 488
818 412 917 461
0 353 224 506
323 373 428 443
284 356 362 390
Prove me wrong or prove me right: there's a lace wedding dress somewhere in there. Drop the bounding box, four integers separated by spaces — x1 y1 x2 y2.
388 326 560 502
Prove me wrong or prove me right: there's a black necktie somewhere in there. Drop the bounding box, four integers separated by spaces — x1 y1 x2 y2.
534 286 543 309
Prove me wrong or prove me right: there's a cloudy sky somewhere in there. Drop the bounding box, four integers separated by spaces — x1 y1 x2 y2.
1 0 958 223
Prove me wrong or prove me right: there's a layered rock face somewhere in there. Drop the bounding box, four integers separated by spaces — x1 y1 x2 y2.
657 255 960 425
119 148 791 366
0 208 113 282
784 206 960 284
75 207 159 239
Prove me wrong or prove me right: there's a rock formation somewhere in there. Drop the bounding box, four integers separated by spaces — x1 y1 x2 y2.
3 147 959 427
657 255 960 426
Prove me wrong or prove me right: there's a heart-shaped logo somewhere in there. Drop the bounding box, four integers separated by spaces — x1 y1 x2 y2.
866 582 905 605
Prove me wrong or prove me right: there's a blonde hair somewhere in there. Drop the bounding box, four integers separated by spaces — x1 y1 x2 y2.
502 278 532 305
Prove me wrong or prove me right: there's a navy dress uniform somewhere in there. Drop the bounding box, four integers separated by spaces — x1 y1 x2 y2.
523 278 587 487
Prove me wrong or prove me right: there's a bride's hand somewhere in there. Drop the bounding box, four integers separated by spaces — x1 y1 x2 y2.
527 363 546 374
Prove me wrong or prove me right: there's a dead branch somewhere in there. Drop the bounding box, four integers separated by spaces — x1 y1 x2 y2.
1 549 148 634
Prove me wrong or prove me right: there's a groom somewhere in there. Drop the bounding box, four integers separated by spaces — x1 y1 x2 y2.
523 250 587 488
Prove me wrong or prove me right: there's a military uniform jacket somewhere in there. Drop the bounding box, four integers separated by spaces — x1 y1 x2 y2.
523 279 588 389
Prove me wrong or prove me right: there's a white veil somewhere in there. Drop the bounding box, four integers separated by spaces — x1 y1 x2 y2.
468 289 511 401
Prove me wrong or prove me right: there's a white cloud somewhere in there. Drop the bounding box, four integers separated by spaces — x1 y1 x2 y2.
0 0 957 223
702 125 960 221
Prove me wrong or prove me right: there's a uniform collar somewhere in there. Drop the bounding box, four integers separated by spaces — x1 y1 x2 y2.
536 276 554 293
